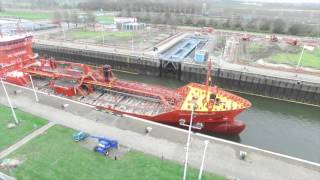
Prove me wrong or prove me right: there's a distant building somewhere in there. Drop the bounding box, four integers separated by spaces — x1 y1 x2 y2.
194 50 208 64
114 17 145 31
114 17 137 25
0 19 57 35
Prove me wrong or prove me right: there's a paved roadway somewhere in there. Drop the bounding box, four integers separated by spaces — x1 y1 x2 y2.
34 39 156 59
211 56 320 84
33 31 188 59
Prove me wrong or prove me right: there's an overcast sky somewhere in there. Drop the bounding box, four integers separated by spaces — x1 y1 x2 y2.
236 0 320 3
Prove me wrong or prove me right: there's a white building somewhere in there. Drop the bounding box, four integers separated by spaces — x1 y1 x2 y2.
114 17 145 31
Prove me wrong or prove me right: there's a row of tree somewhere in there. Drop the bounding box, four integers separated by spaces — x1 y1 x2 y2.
52 11 96 29
78 0 203 15
130 11 318 37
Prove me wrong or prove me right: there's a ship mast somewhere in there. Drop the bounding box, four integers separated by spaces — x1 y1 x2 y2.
16 18 23 35
203 58 213 109
0 24 2 37
205 58 212 98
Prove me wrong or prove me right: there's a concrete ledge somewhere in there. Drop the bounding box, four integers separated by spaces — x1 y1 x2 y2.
1 82 319 179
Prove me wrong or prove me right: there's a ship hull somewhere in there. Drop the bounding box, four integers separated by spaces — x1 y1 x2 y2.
98 106 246 135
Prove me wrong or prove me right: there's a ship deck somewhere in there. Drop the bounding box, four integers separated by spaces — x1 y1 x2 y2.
29 77 170 117
181 84 247 112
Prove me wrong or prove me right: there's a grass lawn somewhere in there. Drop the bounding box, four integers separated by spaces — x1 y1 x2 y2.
96 15 114 24
248 43 264 53
4 125 224 180
269 48 320 69
0 11 53 20
0 105 47 151
67 30 135 41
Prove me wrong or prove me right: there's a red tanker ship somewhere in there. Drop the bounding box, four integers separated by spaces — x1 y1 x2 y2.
0 34 251 134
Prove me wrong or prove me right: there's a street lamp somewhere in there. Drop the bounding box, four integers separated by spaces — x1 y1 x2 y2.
183 103 196 180
131 38 134 54
101 26 105 45
29 75 39 102
295 46 305 70
198 140 209 180
1 79 19 124
61 24 66 41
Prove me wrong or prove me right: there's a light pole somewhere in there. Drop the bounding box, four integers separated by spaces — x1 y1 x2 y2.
29 75 39 102
61 23 66 41
183 103 196 180
131 38 134 54
296 46 305 70
219 46 225 68
101 26 105 45
198 140 209 180
1 79 19 124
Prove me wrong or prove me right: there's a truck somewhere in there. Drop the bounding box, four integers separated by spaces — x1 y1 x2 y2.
72 131 118 156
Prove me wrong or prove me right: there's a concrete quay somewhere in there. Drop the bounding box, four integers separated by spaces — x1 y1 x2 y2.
0 82 319 180
33 40 320 106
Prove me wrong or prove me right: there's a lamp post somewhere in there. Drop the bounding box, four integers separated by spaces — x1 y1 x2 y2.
295 46 305 70
101 26 105 45
183 103 196 180
131 38 134 54
198 140 209 180
1 79 19 124
29 75 39 102
61 24 66 41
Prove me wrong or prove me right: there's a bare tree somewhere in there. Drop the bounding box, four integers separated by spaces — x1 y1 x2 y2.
288 23 312 36
0 0 3 12
53 11 62 26
222 19 231 28
63 11 71 29
245 19 258 31
86 12 96 30
232 16 243 30
259 18 271 32
70 12 80 28
272 18 286 34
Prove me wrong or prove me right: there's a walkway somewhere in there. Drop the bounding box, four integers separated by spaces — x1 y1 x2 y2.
0 122 55 159
208 55 320 84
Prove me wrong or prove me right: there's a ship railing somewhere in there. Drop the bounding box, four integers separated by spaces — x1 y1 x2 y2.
111 103 167 116
218 90 250 109
113 81 177 106
0 41 31 51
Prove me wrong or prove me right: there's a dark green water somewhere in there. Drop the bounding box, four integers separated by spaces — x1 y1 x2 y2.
114 71 320 164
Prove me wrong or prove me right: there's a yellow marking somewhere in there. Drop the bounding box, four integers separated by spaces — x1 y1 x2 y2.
223 88 320 108
181 85 246 112
112 69 139 75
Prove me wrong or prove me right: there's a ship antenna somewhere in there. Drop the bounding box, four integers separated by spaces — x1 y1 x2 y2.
0 24 2 37
16 18 23 35
203 58 212 105
205 58 212 87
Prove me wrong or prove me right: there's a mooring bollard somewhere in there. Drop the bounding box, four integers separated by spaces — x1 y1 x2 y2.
14 89 22 95
239 151 247 160
145 126 153 134
61 104 69 109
